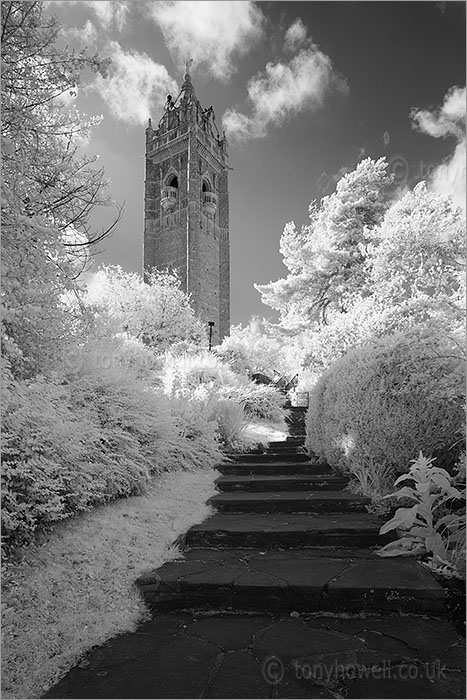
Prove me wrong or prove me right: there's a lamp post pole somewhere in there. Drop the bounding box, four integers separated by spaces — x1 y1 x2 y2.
208 321 215 351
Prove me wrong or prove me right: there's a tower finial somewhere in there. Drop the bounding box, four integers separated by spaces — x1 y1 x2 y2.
184 57 194 76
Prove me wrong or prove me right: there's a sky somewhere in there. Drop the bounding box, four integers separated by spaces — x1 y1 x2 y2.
46 0 466 327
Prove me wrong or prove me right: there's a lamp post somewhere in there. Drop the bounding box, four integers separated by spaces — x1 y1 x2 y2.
208 321 215 351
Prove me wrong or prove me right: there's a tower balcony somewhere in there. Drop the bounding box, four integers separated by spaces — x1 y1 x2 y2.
161 186 178 212
203 191 218 216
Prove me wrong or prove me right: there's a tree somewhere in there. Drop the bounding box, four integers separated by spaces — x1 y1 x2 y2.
85 266 207 353
300 182 466 373
254 158 465 377
370 182 465 314
1 1 113 379
256 158 393 327
216 317 304 378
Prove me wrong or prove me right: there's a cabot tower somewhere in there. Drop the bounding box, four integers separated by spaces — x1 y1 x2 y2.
143 61 230 344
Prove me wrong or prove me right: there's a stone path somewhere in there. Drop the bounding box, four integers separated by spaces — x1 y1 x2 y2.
45 408 465 698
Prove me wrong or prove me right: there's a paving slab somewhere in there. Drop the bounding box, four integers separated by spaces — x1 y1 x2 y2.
203 650 271 698
208 490 369 513
325 558 445 612
214 474 348 492
253 618 366 659
184 512 388 548
136 549 444 614
217 461 330 476
43 611 465 697
228 452 310 463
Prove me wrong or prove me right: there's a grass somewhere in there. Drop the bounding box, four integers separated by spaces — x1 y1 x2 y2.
1 468 217 699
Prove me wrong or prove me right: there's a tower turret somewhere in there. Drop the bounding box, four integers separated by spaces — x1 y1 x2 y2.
143 63 230 344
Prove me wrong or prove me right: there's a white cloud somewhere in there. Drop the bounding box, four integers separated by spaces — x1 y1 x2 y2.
148 1 264 81
411 86 466 210
87 1 129 31
65 19 98 44
47 1 129 32
93 42 177 126
284 18 308 52
223 22 348 142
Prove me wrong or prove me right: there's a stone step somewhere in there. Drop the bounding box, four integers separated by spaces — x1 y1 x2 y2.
265 445 307 454
228 452 309 463
286 435 305 443
214 474 348 492
183 512 388 549
217 460 331 476
268 439 304 449
208 491 369 513
136 549 445 614
288 428 306 436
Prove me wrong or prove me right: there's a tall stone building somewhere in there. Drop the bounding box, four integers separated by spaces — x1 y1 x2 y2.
143 63 230 344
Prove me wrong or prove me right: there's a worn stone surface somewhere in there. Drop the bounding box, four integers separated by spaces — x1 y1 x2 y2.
272 672 336 698
215 474 347 492
44 612 465 698
217 461 330 476
326 559 445 611
183 616 271 651
253 618 366 659
229 452 310 463
203 650 271 698
208 490 369 513
343 668 466 699
185 511 387 549
44 426 465 699
45 632 221 699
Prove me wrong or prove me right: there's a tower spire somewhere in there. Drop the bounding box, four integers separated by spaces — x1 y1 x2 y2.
181 57 194 95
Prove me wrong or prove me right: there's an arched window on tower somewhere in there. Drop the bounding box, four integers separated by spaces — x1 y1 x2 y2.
161 173 178 212
202 178 217 216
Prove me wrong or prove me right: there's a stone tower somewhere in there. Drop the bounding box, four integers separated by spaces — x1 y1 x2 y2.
143 63 230 344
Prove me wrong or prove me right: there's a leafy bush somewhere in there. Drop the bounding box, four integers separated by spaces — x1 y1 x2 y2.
207 398 247 451
305 325 465 496
85 266 207 353
1 366 222 553
162 350 287 438
377 452 466 579
162 351 240 397
220 382 286 423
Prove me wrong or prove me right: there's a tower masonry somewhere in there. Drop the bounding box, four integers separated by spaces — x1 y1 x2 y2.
143 64 230 344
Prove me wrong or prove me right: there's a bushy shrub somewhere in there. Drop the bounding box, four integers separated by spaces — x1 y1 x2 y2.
162 351 240 397
161 351 289 449
163 351 287 427
1 365 222 553
207 398 247 451
220 382 286 423
305 325 465 496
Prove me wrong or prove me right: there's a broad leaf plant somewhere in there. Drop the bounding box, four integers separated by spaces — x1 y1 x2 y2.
377 451 466 578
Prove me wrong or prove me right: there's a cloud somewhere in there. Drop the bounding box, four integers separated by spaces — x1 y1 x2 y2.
64 19 98 44
47 1 129 32
87 1 129 31
223 21 348 142
284 18 308 52
411 86 466 210
93 42 177 126
147 1 264 81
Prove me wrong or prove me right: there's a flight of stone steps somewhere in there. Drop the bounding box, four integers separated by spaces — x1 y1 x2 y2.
137 407 445 616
